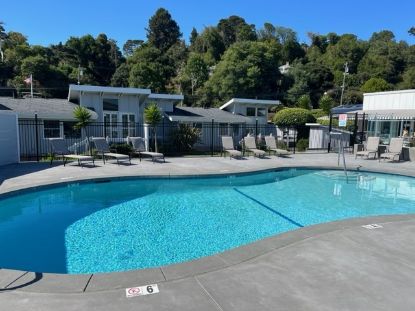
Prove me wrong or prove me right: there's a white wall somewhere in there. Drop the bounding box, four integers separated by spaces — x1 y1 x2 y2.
363 90 415 111
0 112 19 165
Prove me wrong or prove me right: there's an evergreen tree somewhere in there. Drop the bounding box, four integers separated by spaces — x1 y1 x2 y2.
146 8 181 52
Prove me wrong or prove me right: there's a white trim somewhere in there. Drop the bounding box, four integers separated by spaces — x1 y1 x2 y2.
69 84 151 100
148 93 184 100
220 98 280 110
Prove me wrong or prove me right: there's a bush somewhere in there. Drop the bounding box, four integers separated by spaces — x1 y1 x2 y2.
319 95 335 114
110 143 132 155
171 124 201 152
273 108 316 127
273 108 316 139
311 109 327 119
296 138 309 152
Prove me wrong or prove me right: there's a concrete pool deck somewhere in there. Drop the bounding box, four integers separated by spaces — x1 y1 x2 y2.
1 153 415 310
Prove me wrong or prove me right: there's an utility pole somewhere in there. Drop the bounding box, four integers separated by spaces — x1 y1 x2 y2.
339 62 349 106
77 66 84 85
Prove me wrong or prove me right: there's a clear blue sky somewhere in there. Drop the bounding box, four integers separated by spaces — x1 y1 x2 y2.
2 0 415 47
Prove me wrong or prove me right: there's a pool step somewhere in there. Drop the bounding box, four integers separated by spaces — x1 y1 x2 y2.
315 171 376 182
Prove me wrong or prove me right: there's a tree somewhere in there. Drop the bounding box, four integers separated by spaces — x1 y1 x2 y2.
296 94 311 109
184 53 209 95
399 67 415 89
319 94 335 114
200 41 282 106
146 8 181 52
190 27 198 45
361 77 391 93
217 16 256 48
111 63 130 87
191 27 225 62
122 39 143 56
73 106 92 148
409 27 415 36
144 103 162 152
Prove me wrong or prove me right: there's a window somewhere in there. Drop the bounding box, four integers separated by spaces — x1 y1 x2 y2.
103 98 118 111
257 108 266 117
63 122 81 139
43 120 61 138
104 113 119 138
246 107 256 117
219 123 229 136
122 114 136 138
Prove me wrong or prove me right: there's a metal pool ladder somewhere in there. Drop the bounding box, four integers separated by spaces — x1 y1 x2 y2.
330 132 348 182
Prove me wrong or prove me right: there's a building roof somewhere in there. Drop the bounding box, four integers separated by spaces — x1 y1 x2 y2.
363 89 415 97
220 98 281 110
68 84 151 100
165 107 252 124
148 93 184 101
330 104 363 114
362 109 415 120
0 97 98 120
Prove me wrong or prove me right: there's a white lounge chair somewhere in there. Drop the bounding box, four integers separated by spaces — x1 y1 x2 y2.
379 138 404 162
49 138 94 167
221 136 242 159
264 136 289 157
355 137 380 159
92 137 131 165
128 137 165 163
244 136 266 158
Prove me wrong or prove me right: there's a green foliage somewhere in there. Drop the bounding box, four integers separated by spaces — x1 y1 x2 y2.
310 109 327 118
410 27 415 36
171 124 201 152
319 95 335 114
122 39 143 56
144 102 162 152
296 94 311 109
147 8 181 52
73 106 92 130
361 77 391 93
111 143 132 155
110 63 129 87
273 108 316 127
144 102 162 126
183 53 209 95
217 16 256 48
200 41 282 106
296 138 309 152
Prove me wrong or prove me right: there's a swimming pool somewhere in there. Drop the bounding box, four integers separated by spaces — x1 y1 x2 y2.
1 168 415 274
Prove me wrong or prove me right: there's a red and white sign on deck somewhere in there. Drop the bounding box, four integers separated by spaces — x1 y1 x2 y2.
126 284 159 298
338 114 348 127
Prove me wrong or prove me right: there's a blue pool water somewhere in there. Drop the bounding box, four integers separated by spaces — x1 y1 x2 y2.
1 169 415 274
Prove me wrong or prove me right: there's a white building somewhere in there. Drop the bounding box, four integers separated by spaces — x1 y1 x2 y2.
219 98 280 124
363 89 415 144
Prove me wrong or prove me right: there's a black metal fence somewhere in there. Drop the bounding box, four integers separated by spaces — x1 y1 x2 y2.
18 119 300 162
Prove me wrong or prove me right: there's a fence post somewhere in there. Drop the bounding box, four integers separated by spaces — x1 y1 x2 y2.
35 113 40 162
255 118 258 137
353 112 358 144
293 127 296 154
327 113 333 153
162 116 165 152
211 119 214 157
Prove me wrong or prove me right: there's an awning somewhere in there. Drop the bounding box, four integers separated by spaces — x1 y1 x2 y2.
361 110 415 120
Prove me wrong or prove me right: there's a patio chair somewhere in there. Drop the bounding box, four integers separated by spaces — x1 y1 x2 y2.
264 136 290 157
48 138 94 167
91 137 131 165
355 137 380 159
128 137 165 163
379 137 404 162
221 136 242 159
244 136 266 158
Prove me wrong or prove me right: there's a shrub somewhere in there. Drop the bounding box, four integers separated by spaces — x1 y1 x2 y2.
273 108 316 127
319 95 335 114
296 138 309 152
311 109 327 119
296 94 311 110
273 108 316 139
171 124 201 152
110 143 132 155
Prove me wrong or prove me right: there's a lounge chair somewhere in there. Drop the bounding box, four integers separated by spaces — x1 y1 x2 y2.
91 137 131 165
379 137 404 162
355 137 380 159
48 138 94 167
128 137 165 163
221 136 242 159
264 136 290 157
244 136 266 158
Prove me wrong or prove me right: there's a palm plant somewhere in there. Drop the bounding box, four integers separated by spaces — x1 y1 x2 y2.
144 102 162 152
73 106 92 152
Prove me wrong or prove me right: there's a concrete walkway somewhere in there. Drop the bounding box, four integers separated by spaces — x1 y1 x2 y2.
1 153 415 310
